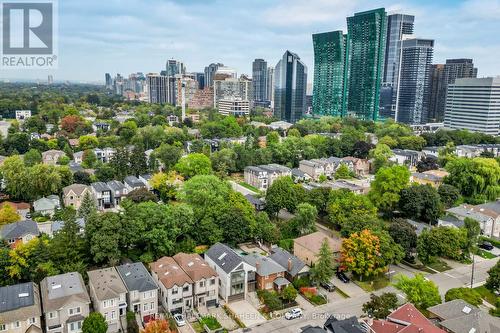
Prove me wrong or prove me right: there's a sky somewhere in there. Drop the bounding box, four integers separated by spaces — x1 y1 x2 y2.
2 0 500 83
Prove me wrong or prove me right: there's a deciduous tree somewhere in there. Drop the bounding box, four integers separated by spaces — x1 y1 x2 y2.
362 293 399 319
394 274 441 309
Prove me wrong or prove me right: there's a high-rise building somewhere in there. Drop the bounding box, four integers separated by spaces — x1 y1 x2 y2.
194 72 205 89
346 8 387 121
428 58 478 122
252 59 268 108
267 67 275 107
396 38 434 124
204 63 224 88
428 64 446 122
214 75 253 116
312 30 349 117
274 50 307 123
146 74 177 104
444 77 500 135
105 73 113 90
166 59 185 77
380 13 415 119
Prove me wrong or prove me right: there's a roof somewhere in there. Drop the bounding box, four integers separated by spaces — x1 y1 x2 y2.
388 303 435 327
87 267 127 301
150 256 193 289
0 201 30 211
33 196 60 211
63 184 90 197
51 218 85 234
1 220 40 240
42 149 65 158
124 176 145 188
40 272 90 312
243 253 285 276
173 253 218 282
0 282 41 323
116 262 158 293
294 232 342 253
323 316 365 333
477 201 500 215
107 180 126 192
91 182 111 192
412 172 443 182
244 194 265 206
273 277 290 286
205 243 246 274
292 168 309 178
447 205 496 223
439 215 464 228
269 247 306 277
301 326 326 333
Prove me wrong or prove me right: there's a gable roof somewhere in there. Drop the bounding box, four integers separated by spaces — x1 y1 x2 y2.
0 282 41 323
323 316 365 333
87 267 127 301
40 272 90 312
243 253 285 276
91 182 111 193
269 247 306 277
1 220 40 240
63 184 89 197
205 243 246 274
124 176 145 188
173 253 218 282
33 197 60 211
294 231 342 253
150 256 193 289
116 262 158 293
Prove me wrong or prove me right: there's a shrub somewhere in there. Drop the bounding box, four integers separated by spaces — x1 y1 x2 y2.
445 288 483 306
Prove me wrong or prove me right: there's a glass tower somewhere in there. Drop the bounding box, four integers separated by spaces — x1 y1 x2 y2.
274 51 307 123
252 59 268 107
312 31 349 117
346 8 387 121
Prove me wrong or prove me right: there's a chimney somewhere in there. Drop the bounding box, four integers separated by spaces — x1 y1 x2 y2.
256 262 260 271
287 258 293 272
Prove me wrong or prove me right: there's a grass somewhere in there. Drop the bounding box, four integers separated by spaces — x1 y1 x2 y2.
200 316 222 330
474 285 499 305
426 259 452 272
238 182 260 193
335 288 350 299
191 322 205 333
353 274 391 292
475 249 497 259
402 260 436 274
303 292 327 305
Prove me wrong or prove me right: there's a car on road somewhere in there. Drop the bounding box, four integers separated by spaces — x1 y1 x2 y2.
173 313 186 327
479 242 494 251
284 308 302 320
336 270 350 283
320 281 336 292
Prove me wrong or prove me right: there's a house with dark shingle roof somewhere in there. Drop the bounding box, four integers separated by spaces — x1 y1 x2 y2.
0 282 42 333
243 253 288 291
324 316 365 333
90 182 112 210
123 176 146 192
204 243 256 303
0 220 40 248
116 262 158 323
269 246 309 281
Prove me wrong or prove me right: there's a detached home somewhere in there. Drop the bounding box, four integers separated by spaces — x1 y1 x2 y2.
90 182 112 210
0 282 42 333
294 232 342 266
243 253 288 291
0 220 40 248
62 184 91 210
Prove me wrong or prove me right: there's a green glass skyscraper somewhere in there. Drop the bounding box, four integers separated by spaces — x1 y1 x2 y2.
312 31 349 117
346 8 387 121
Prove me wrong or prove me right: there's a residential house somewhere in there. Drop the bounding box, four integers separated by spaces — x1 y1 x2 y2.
72 152 84 165
106 181 127 206
366 303 446 333
42 150 66 166
68 162 84 174
62 184 91 210
428 299 500 333
50 219 85 237
268 121 293 131
139 175 152 191
90 182 112 210
68 139 79 148
330 180 365 194
0 202 30 219
40 272 91 333
411 170 449 188
390 149 424 167
1 220 40 248
293 232 342 266
291 168 312 183
244 194 265 211
87 268 127 333
167 115 179 126
94 148 115 163
150 257 194 314
341 157 370 177
298 160 326 180
173 253 219 308
423 146 441 157
324 316 365 333
33 195 61 216
204 243 256 303
444 203 500 238
243 253 288 291
123 176 146 192
15 110 31 121
244 164 292 191
93 122 111 132
269 247 309 282
0 282 42 333
116 263 158 323
456 145 483 158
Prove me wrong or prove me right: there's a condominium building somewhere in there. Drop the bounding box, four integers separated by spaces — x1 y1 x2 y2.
214 76 252 115
217 99 250 117
252 59 269 107
244 164 292 191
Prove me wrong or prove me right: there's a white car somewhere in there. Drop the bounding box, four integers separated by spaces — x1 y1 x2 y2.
173 313 186 327
284 308 303 320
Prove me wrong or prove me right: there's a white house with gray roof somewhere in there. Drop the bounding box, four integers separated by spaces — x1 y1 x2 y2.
204 243 256 303
116 263 158 323
0 282 42 333
0 220 40 248
87 268 127 333
90 182 113 210
443 202 500 238
106 181 127 207
40 272 90 333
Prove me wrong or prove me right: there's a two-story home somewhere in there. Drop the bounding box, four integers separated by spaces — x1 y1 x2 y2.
269 247 309 282
173 253 219 308
106 181 127 207
341 157 370 177
411 170 449 188
243 253 288 291
443 202 500 238
40 272 91 333
0 202 30 219
116 263 158 323
42 150 66 166
150 257 194 315
0 220 40 248
87 268 127 333
244 164 292 191
123 176 146 193
298 160 325 180
33 196 61 217
72 152 84 165
205 243 256 303
62 185 91 210
293 232 342 267
390 149 424 168
138 175 152 191
94 148 115 164
90 182 113 210
0 282 42 333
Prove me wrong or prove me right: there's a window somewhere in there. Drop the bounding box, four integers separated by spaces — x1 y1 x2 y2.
13 322 20 329
172 298 183 305
150 302 154 310
111 311 116 320
143 303 148 311
199 281 205 288
172 288 178 295
210 278 216 286
68 321 82 332
48 312 57 319
183 285 189 292
0 324 6 331
103 300 114 308
68 307 81 316
28 318 36 325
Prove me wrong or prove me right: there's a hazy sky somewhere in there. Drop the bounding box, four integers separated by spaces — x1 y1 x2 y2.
3 0 500 82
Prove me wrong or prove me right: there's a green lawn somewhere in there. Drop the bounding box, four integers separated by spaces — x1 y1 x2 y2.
191 322 205 333
353 274 391 292
427 259 452 272
476 249 497 259
474 285 499 305
200 316 222 330
238 182 260 193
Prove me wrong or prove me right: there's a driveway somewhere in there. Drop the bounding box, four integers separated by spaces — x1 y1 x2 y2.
331 276 366 298
229 181 257 196
227 300 267 327
177 323 195 333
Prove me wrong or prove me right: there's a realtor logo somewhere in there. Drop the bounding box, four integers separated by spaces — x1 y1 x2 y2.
1 0 58 68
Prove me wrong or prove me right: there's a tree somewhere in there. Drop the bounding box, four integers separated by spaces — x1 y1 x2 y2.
463 218 480 254
399 184 443 224
50 216 86 274
78 192 97 221
130 145 148 176
265 176 299 216
153 143 182 171
362 293 399 319
141 320 173 333
127 188 158 203
85 212 122 265
78 135 99 150
82 149 97 169
210 148 237 177
369 165 410 214
388 219 417 259
290 203 317 236
305 187 331 216
393 274 441 309
174 153 212 178
61 115 86 134
281 284 298 302
438 184 462 209
485 260 500 293
0 203 21 225
369 144 394 172
24 149 42 166
352 141 375 159
310 239 335 285
327 189 377 229
149 171 183 202
445 288 483 306
126 312 139 333
82 313 108 333
417 226 468 264
398 136 426 151
334 164 353 179
416 156 439 173
73 171 92 185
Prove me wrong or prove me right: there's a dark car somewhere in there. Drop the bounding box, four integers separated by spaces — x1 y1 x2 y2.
336 270 350 283
320 281 336 292
479 242 494 251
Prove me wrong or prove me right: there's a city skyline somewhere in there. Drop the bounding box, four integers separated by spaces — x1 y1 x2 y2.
1 0 499 82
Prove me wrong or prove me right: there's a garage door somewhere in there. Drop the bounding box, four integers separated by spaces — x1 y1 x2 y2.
170 307 183 315
206 299 217 308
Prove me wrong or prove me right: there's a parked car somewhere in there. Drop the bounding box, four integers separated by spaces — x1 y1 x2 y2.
320 281 336 292
479 242 494 251
173 313 186 327
284 308 303 320
336 270 350 283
